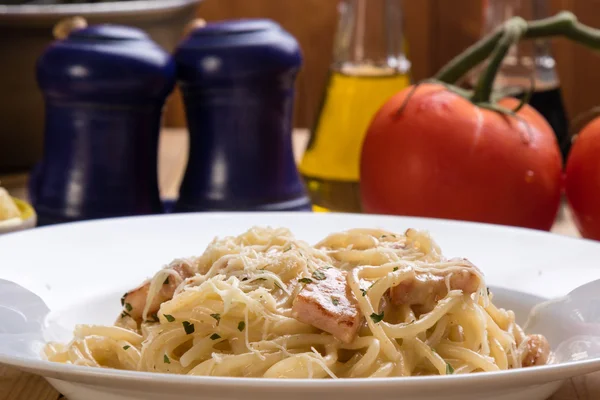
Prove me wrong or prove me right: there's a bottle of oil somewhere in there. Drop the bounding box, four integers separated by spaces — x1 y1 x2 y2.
299 0 411 213
474 0 570 160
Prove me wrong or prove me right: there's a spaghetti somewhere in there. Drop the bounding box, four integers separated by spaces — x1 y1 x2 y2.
44 226 550 377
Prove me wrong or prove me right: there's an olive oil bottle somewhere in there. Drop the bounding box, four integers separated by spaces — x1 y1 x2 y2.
299 0 411 213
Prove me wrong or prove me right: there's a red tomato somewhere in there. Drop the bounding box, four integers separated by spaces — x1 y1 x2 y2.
565 117 600 240
360 84 563 230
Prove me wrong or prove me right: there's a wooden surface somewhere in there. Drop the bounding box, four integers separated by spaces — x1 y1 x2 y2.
0 128 592 400
164 0 600 131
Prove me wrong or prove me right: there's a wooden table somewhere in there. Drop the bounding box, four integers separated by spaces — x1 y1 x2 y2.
0 128 592 399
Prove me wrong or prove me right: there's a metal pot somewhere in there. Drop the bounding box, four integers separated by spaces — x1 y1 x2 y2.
0 0 201 173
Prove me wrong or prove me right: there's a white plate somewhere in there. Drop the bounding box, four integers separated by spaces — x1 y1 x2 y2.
2 212 600 400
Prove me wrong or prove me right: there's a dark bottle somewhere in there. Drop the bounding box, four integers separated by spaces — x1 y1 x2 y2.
174 19 311 212
32 18 176 225
476 0 570 160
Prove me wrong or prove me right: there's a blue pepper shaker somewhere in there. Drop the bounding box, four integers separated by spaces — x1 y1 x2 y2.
173 19 312 212
32 18 176 225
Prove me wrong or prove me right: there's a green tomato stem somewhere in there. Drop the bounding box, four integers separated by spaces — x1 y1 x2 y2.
569 105 600 138
434 11 591 85
471 18 527 104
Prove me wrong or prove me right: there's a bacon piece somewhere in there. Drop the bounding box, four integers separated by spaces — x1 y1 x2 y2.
292 267 362 343
522 334 550 367
120 262 195 323
390 268 481 310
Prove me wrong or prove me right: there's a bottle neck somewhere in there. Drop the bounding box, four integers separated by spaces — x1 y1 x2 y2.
332 0 410 75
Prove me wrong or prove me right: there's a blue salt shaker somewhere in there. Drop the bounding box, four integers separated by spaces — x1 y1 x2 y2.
174 19 311 212
32 19 176 225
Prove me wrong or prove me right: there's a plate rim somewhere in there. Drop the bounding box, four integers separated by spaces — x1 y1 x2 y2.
0 210 591 246
1 352 598 392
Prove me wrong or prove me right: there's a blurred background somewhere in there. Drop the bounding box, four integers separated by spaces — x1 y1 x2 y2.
1 0 597 237
164 0 597 131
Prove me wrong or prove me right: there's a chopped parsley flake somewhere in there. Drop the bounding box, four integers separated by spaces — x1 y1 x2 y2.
210 333 221 340
312 270 327 280
164 314 175 322
299 277 313 284
370 312 384 323
331 296 340 306
360 289 367 297
124 303 133 312
381 235 387 238
210 313 221 325
164 354 171 364
238 321 246 332
183 321 195 335
120 311 130 319
446 362 454 375
123 345 130 350
487 288 491 296
393 267 399 272
150 312 159 322
255 278 267 282
283 245 292 252
274 281 284 290
164 277 169 285
120 294 126 306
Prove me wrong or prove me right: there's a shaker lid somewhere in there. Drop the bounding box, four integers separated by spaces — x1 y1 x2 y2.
37 17 175 104
68 25 149 42
175 18 302 81
190 19 279 37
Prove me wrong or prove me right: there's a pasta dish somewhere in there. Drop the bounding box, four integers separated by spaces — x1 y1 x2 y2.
44 227 550 377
